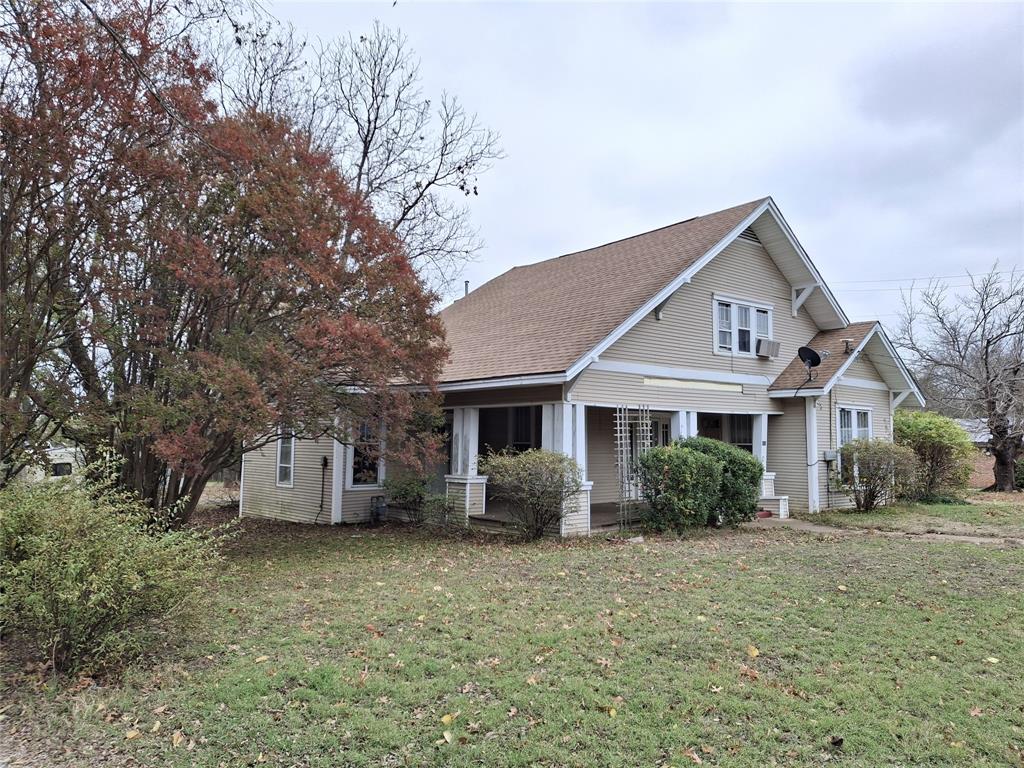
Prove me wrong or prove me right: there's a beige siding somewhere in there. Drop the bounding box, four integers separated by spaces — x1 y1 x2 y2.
587 408 619 504
767 400 809 512
841 354 884 380
340 487 383 523
562 487 591 536
241 437 333 524
602 238 820 376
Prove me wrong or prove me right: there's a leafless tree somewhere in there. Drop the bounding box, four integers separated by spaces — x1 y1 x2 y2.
897 267 1024 490
211 19 503 295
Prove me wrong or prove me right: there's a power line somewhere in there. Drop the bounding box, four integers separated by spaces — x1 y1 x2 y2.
831 269 1018 285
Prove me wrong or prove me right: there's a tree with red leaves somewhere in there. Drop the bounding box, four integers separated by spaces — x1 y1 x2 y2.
1 0 447 521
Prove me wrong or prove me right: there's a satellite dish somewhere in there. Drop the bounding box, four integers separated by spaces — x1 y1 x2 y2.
798 346 822 368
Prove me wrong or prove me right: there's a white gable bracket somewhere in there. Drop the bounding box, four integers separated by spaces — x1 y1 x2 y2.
893 390 911 408
791 283 818 317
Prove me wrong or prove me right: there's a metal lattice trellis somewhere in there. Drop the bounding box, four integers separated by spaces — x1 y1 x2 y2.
614 405 652 530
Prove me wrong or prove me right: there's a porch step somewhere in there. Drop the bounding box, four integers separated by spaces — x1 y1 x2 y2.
758 495 790 520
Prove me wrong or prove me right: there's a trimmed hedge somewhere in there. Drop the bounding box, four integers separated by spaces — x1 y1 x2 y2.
634 445 722 531
676 437 764 525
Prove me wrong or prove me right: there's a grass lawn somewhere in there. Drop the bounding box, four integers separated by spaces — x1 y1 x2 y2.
3 511 1023 767
811 492 1024 539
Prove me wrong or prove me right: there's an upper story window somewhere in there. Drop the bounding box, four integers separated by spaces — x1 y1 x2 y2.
276 433 295 487
714 297 772 356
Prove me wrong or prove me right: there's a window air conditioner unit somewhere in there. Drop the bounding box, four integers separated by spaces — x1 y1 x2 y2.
756 338 780 359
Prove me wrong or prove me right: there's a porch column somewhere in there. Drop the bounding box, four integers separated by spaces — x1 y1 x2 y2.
572 403 588 480
805 397 820 513
670 411 684 441
541 402 572 453
446 407 483 525
686 411 698 438
752 412 768 468
542 402 590 537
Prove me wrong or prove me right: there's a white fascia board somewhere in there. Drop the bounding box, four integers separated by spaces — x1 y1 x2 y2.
763 199 850 327
588 359 773 386
436 373 568 392
768 388 826 399
563 199 774 381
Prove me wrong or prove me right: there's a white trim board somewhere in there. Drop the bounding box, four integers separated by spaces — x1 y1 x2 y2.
437 373 568 392
586 359 773 386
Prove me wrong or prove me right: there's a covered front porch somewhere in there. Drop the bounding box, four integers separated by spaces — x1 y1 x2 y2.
441 399 787 536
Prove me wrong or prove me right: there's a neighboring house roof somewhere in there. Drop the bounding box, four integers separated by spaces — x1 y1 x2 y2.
957 418 991 444
440 196 850 384
769 321 925 407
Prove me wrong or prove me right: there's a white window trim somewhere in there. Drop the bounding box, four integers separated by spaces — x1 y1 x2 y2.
711 295 774 358
275 433 295 488
836 404 873 478
345 424 386 490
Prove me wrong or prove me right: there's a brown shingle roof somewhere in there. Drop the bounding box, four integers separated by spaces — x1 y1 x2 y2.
768 321 879 392
439 198 767 383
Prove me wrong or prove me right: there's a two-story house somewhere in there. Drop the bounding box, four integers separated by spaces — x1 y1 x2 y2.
239 197 924 534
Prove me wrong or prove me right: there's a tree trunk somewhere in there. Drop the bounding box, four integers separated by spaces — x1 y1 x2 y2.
992 446 1017 491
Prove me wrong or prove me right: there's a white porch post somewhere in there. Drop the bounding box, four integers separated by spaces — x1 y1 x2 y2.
543 401 590 537
805 397 820 512
450 407 480 476
670 411 684 441
687 411 698 438
752 412 768 468
572 403 588 480
446 407 483 525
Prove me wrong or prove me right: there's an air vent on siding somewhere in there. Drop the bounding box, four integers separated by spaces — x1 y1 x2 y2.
737 228 761 244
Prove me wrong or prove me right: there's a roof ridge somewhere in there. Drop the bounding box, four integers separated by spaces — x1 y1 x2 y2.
509 197 769 271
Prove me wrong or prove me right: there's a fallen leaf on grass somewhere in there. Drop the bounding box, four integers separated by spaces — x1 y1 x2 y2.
125 730 141 740
171 731 185 748
985 657 1000 664
254 655 269 663
837 585 848 592
683 746 703 764
440 711 459 726
150 721 161 733
970 707 983 717
739 664 759 681
746 645 760 659
152 705 167 715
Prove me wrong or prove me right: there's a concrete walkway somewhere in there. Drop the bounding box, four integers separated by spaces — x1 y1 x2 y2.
743 516 1024 547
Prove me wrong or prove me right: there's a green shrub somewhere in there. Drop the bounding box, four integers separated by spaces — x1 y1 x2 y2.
383 474 430 525
838 438 919 512
634 445 722 531
478 449 582 541
675 437 763 525
893 410 974 501
0 470 221 675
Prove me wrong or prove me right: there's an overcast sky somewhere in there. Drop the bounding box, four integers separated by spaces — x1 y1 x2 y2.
272 1 1023 328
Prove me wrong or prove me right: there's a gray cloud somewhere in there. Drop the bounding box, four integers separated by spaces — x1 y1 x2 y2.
270 1 1024 329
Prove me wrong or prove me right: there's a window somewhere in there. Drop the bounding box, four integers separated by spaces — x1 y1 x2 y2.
714 298 772 356
50 462 73 477
730 414 754 453
838 407 871 447
276 434 294 487
838 406 872 483
351 422 381 486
